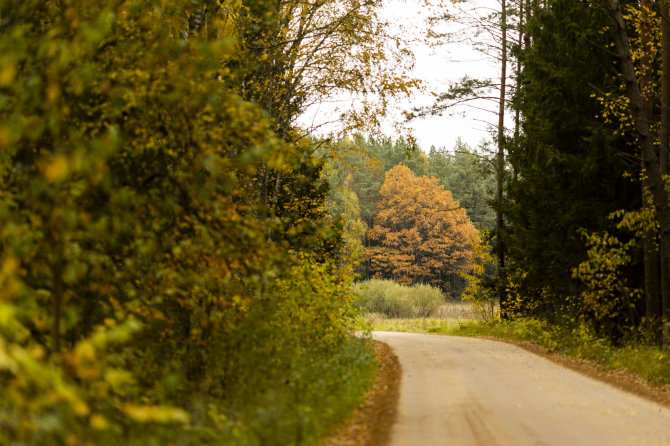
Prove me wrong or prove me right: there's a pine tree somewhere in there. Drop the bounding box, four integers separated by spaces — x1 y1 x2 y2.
505 0 639 316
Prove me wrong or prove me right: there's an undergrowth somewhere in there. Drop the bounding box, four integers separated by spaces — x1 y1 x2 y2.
212 337 377 446
354 279 446 318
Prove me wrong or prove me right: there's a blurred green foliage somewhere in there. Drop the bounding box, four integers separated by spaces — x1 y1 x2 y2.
0 0 378 444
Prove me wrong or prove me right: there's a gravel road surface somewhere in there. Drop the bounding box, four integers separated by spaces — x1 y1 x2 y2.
373 331 670 446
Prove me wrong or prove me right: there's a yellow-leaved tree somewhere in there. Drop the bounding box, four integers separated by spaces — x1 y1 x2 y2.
367 164 479 293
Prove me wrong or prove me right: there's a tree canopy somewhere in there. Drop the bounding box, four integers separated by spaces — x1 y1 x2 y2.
367 164 479 292
487 0 670 344
503 0 638 317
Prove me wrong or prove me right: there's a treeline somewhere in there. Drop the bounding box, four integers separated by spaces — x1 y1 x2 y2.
323 136 496 295
497 0 670 344
0 0 413 444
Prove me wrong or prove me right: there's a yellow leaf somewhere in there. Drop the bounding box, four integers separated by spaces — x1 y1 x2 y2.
47 83 61 104
90 414 109 430
43 155 70 182
0 63 16 87
0 126 10 150
1 255 18 277
73 401 90 417
122 403 190 424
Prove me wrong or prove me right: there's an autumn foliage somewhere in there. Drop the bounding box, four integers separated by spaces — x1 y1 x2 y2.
367 164 478 292
0 0 401 444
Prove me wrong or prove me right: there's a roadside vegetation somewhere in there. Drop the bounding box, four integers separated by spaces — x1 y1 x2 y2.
0 0 416 444
355 279 448 318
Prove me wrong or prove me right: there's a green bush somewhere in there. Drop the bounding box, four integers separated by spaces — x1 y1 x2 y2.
355 279 445 318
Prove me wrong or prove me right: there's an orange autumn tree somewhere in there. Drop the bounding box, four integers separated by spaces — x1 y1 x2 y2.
367 164 479 292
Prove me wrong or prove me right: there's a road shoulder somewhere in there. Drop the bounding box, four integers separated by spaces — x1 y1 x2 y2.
324 340 401 446
493 336 670 409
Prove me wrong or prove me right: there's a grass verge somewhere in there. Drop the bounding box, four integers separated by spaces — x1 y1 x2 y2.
364 315 467 334
370 316 670 389
232 336 378 446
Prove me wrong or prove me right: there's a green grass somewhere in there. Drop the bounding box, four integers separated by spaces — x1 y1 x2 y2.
365 314 467 334
199 336 377 446
369 315 670 387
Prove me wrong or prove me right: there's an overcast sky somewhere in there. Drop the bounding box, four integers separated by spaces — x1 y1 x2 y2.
298 0 504 152
378 0 502 151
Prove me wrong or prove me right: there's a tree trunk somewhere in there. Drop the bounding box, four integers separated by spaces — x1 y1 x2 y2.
606 0 670 344
640 0 662 323
644 237 661 319
661 0 670 345
525 0 532 50
497 0 508 314
662 0 670 175
513 0 524 183
182 5 206 40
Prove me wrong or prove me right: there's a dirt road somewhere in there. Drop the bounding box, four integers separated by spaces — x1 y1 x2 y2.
373 331 670 446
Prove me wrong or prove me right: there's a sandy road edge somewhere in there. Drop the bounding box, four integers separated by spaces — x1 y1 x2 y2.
323 340 401 446
475 335 670 409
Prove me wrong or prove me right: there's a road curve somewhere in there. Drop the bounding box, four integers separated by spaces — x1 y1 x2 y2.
373 331 670 446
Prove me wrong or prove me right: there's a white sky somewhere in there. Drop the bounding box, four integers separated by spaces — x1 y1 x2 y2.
299 0 506 152
379 0 502 151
